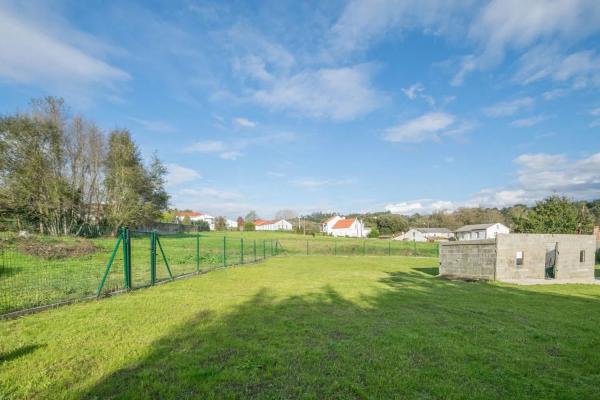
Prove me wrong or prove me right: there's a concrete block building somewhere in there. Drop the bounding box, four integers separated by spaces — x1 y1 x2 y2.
440 234 597 283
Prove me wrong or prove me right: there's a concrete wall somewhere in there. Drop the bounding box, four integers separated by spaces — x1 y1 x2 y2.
496 234 596 281
439 240 497 280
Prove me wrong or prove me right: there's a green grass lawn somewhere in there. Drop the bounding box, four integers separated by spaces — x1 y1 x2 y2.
2 255 600 399
0 232 437 315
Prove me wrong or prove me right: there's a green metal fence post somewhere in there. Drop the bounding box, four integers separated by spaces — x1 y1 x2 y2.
306 240 309 256
122 227 132 290
263 240 266 259
270 240 274 256
241 238 244 264
223 236 227 267
254 239 257 262
196 231 200 273
150 231 157 286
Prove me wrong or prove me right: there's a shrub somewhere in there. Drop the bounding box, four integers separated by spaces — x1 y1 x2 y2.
368 227 380 238
244 222 256 231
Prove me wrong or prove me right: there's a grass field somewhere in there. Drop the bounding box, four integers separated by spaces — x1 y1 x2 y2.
2 255 600 399
0 231 437 315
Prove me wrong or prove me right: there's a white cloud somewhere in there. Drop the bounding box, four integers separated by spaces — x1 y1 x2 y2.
401 82 435 105
292 178 355 190
253 64 382 121
383 112 471 143
385 199 455 215
219 151 243 160
186 140 226 153
165 164 201 186
510 115 549 127
170 186 252 217
386 152 600 213
513 46 600 88
402 83 423 100
129 117 177 133
542 88 567 100
590 108 600 116
470 152 600 207
329 0 472 56
483 97 534 117
234 117 257 128
186 132 295 160
0 5 128 92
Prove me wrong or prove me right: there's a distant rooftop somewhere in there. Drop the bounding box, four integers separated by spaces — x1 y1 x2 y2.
415 227 451 234
455 223 498 232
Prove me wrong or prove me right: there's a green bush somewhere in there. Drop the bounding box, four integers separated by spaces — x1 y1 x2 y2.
244 222 256 231
367 227 380 238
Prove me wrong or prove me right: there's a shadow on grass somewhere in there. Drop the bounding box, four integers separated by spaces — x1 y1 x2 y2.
0 344 45 363
82 267 600 399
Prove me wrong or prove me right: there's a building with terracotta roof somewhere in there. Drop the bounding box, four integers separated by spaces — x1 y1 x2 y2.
321 215 370 238
175 211 215 230
254 219 293 231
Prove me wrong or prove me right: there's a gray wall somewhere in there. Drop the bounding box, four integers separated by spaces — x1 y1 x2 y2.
439 240 496 280
496 234 596 281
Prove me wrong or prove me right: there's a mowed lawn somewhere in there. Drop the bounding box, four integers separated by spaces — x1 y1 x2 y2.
1 256 600 399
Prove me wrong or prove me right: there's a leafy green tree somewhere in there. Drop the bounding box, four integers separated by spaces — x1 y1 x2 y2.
245 211 257 222
375 214 409 235
214 216 227 231
104 130 150 232
244 221 256 231
514 196 593 234
194 220 210 231
367 227 380 238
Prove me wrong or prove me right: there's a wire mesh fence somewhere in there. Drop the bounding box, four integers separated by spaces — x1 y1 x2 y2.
0 230 282 317
0 230 438 317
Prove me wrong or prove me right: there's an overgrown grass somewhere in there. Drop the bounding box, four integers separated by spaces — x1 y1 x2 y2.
2 255 600 399
0 232 437 315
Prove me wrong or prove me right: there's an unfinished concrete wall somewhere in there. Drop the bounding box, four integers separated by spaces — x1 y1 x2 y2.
439 240 496 280
495 234 596 281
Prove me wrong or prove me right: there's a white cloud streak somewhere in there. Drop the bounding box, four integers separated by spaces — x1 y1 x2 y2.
483 97 534 117
0 5 128 92
383 112 472 143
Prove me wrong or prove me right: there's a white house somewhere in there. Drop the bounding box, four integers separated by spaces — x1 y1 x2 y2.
455 223 510 241
175 212 215 230
393 228 453 242
226 219 238 230
321 216 371 238
255 219 293 231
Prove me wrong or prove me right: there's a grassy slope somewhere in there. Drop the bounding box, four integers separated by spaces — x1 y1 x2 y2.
2 256 600 399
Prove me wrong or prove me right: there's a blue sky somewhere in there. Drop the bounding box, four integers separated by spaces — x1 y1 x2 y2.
0 0 599 219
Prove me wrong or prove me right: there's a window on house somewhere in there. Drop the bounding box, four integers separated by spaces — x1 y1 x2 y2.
516 251 524 266
580 250 585 263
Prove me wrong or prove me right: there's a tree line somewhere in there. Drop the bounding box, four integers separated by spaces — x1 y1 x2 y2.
0 97 168 236
302 196 600 236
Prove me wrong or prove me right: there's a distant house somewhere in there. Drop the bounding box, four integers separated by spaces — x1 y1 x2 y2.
321 216 370 238
175 212 215 230
255 219 293 231
393 228 453 242
226 219 238 230
455 223 509 240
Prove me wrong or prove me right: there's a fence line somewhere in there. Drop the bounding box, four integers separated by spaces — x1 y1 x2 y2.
0 229 282 318
0 231 440 318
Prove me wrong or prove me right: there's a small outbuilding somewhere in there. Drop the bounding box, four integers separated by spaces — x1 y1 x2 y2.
455 223 509 241
439 233 597 283
393 227 453 242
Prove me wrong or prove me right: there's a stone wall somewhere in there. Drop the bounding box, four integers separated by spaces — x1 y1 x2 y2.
495 234 596 281
439 239 496 280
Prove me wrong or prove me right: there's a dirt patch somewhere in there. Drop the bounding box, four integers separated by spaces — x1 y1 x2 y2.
18 238 98 260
